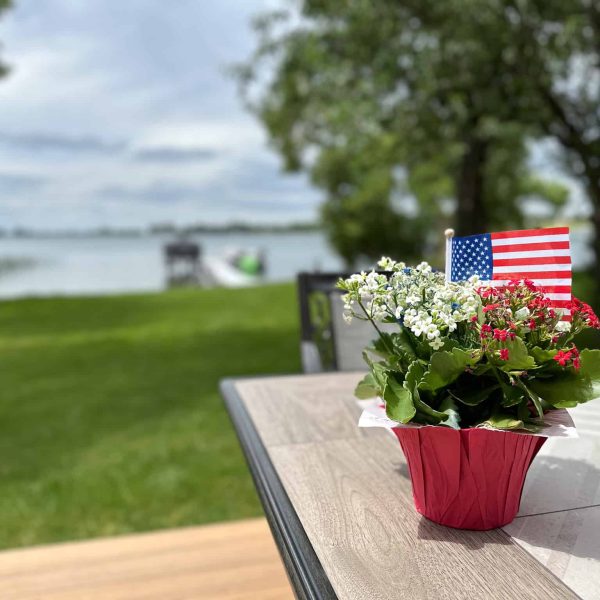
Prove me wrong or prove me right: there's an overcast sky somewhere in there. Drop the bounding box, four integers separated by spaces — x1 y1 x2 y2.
0 1 587 232
0 0 321 230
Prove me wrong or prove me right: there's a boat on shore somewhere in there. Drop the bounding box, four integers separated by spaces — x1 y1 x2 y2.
201 248 266 288
163 239 266 288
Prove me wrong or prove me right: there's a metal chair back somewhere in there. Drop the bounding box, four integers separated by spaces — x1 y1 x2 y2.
297 272 386 372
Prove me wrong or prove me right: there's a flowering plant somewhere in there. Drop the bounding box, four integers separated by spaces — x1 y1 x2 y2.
338 258 600 431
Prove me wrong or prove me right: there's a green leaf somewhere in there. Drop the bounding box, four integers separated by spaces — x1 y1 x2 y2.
368 332 396 360
354 372 379 399
414 337 459 360
449 384 499 406
362 352 388 390
528 349 600 408
419 348 476 392
404 359 425 391
491 370 526 408
531 346 558 364
579 348 600 396
439 396 460 429
404 361 447 423
517 400 532 423
384 376 416 423
392 327 417 359
413 339 432 359
441 338 460 351
482 412 524 430
411 412 441 425
472 363 492 376
480 410 538 432
516 379 544 419
499 383 526 407
475 303 485 324
497 337 535 372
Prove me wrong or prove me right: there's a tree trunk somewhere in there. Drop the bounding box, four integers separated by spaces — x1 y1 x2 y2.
455 136 489 236
586 173 600 286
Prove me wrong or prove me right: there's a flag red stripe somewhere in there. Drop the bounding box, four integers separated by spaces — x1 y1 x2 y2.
490 285 572 294
548 300 573 308
535 285 572 294
556 310 572 322
493 256 571 267
491 241 570 253
492 271 572 280
491 227 569 240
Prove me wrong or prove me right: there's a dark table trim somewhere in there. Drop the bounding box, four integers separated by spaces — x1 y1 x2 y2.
220 378 338 600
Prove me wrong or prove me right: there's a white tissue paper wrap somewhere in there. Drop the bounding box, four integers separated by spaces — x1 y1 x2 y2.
357 398 578 438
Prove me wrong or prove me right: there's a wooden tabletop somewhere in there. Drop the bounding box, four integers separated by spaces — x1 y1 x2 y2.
0 519 292 600
221 372 597 600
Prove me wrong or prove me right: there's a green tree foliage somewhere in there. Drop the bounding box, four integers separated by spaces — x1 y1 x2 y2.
490 1 600 280
0 1 10 71
237 1 570 267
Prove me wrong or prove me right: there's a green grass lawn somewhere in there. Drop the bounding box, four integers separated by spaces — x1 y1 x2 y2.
0 283 301 550
1 273 598 551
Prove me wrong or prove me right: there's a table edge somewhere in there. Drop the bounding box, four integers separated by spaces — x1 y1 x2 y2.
220 377 338 600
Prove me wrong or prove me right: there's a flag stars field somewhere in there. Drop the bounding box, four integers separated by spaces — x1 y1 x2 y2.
450 227 572 318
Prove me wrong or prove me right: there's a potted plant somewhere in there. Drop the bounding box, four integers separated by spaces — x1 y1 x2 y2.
338 258 600 530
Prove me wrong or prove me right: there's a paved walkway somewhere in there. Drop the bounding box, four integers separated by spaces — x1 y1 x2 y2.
0 518 293 600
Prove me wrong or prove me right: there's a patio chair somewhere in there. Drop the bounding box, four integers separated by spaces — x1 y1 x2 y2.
297 271 394 373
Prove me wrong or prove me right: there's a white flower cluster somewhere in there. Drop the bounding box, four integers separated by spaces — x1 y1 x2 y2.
338 258 481 349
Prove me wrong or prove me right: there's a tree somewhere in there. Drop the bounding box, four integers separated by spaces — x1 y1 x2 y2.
0 0 10 78
493 1 600 280
237 1 567 267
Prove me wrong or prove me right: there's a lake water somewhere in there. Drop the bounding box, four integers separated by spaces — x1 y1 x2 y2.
0 227 593 298
0 231 346 298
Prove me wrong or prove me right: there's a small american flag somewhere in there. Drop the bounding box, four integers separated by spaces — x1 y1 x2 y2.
448 227 572 317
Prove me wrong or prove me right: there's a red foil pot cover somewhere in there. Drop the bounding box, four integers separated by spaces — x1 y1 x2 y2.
393 426 546 530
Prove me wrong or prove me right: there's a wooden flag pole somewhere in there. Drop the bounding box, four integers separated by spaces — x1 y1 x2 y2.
444 228 454 282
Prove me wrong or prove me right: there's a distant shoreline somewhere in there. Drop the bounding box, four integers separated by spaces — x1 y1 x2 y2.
1 219 590 240
0 222 322 239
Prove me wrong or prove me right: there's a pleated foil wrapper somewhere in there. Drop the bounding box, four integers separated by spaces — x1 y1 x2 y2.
359 398 577 530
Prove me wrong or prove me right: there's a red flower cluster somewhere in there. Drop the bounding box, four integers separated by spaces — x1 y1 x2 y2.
474 280 599 368
553 346 581 370
481 325 515 341
479 324 513 361
493 328 515 341
527 296 554 316
479 287 499 299
570 298 600 329
480 324 492 339
475 279 591 339
482 303 499 313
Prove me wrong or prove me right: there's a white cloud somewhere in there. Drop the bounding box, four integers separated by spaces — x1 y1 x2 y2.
0 0 320 229
134 119 265 156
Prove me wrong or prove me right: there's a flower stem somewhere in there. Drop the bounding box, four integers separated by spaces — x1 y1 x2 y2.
357 298 394 355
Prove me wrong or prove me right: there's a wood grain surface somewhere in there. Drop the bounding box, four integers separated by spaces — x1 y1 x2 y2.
234 373 578 599
236 373 369 446
0 519 293 600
